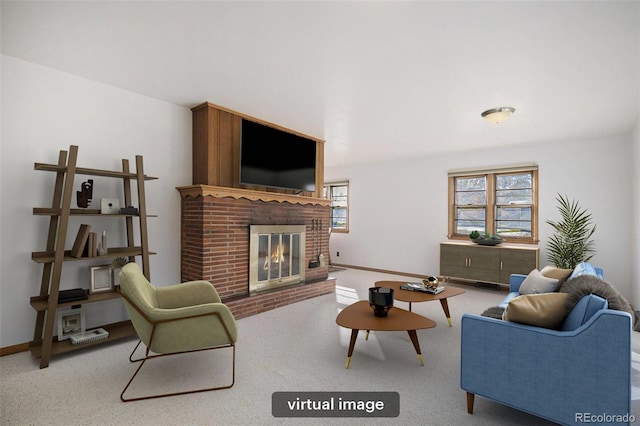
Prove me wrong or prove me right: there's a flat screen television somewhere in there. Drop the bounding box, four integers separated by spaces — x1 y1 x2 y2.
240 119 316 193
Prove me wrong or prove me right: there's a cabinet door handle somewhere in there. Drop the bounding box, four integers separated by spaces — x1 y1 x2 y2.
500 261 503 271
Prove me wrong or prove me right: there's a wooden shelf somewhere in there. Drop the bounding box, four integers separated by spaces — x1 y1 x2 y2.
34 163 157 180
33 207 158 217
30 146 153 368
29 321 135 358
31 247 155 264
30 288 123 312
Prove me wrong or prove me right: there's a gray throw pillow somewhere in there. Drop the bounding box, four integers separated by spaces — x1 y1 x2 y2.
519 269 560 294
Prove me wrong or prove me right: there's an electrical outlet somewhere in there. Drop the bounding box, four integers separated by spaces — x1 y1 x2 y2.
336 251 340 257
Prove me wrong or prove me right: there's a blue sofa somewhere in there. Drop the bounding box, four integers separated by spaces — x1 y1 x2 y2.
461 265 633 425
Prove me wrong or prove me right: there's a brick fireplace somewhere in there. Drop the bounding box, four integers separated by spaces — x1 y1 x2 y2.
178 185 336 319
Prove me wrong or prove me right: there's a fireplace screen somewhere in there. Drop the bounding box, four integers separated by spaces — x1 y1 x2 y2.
250 225 306 293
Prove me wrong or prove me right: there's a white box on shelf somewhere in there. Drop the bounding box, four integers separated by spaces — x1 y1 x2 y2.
100 198 120 214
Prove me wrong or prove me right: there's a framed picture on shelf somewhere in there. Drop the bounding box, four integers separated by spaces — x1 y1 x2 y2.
89 265 114 294
56 307 85 341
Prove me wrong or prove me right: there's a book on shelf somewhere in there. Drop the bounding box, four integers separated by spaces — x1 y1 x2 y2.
88 232 98 257
400 282 446 295
70 224 91 258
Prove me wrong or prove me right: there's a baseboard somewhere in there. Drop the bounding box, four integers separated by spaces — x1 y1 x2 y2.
331 263 436 281
0 342 29 356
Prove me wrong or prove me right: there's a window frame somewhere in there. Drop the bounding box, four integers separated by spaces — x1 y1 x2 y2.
448 166 538 244
323 181 349 233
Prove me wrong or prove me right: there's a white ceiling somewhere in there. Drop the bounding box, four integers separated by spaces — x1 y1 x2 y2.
2 1 639 167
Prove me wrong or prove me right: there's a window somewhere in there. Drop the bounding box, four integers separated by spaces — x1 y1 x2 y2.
448 165 538 243
324 181 349 232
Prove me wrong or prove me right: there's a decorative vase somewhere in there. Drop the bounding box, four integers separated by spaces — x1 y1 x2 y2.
424 276 439 289
369 287 394 317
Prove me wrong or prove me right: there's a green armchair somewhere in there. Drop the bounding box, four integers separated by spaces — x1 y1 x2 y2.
117 262 238 402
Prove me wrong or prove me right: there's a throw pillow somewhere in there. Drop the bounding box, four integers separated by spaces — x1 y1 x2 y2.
519 269 560 294
503 293 570 329
560 274 635 320
540 266 573 285
568 262 601 280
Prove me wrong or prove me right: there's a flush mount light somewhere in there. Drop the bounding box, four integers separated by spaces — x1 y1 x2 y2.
481 107 515 124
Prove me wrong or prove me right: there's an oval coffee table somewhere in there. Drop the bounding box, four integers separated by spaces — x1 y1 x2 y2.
335 300 436 369
375 281 465 327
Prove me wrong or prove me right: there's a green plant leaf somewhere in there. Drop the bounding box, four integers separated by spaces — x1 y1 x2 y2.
545 193 596 269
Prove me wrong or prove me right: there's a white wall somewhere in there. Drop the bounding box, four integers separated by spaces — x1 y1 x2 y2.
326 133 635 300
0 56 192 347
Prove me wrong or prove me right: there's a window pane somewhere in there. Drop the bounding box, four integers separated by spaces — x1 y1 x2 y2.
455 191 487 205
496 188 532 204
331 207 347 229
455 207 485 235
325 182 349 231
496 206 532 237
330 186 348 205
456 177 486 191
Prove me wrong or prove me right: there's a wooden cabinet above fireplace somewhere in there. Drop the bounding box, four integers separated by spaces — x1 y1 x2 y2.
191 102 325 199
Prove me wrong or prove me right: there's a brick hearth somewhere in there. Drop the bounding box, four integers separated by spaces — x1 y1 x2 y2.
178 185 335 319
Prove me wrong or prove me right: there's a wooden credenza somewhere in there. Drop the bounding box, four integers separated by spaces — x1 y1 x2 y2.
440 241 539 286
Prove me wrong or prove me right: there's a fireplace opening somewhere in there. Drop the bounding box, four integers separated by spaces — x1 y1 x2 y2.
250 225 306 293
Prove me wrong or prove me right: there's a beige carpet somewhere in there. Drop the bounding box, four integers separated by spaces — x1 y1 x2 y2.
2 268 639 425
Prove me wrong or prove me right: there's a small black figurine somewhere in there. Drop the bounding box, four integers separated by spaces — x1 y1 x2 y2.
76 179 93 208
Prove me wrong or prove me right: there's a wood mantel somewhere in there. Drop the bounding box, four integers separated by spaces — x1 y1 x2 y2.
177 185 331 206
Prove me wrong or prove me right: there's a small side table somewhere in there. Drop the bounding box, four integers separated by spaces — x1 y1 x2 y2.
335 300 436 369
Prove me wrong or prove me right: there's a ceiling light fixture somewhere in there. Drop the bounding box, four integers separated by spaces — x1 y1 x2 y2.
481 107 515 124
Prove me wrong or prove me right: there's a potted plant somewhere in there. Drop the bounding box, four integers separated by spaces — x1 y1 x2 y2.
546 194 596 268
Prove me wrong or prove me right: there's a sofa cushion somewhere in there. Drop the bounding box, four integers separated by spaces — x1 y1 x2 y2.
503 293 569 329
560 294 608 331
540 266 573 285
519 269 560 295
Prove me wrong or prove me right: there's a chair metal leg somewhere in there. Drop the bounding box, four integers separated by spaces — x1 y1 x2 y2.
121 343 236 402
128 340 146 363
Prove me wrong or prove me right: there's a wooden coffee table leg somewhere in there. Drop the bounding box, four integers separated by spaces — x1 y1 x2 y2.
439 298 453 327
406 330 424 366
346 329 359 369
